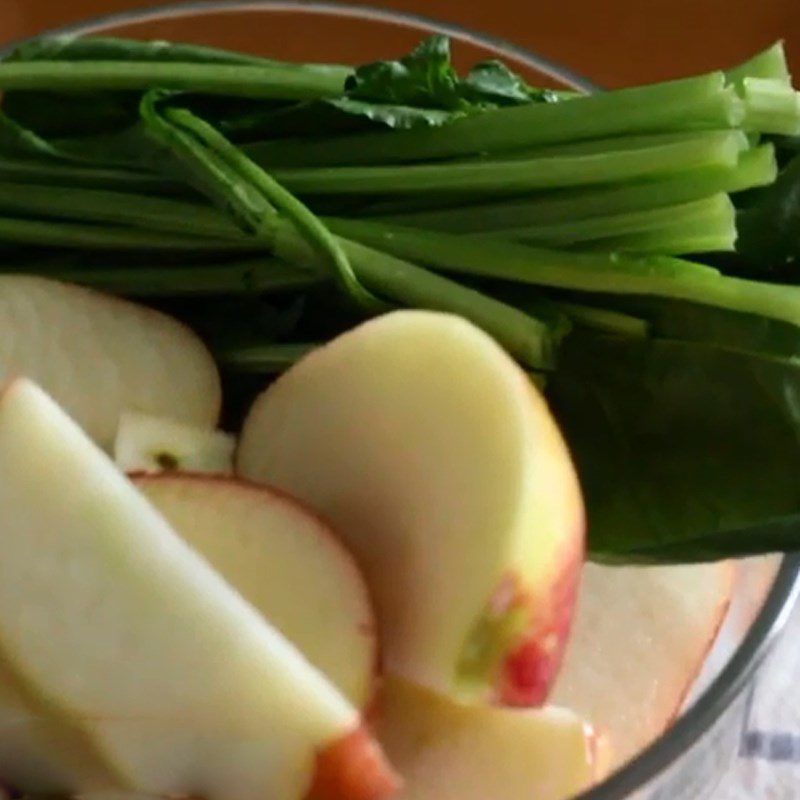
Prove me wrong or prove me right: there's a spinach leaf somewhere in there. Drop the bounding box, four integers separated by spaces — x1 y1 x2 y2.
462 60 561 106
345 34 467 111
547 333 800 562
554 291 800 360
336 35 560 129
734 151 800 276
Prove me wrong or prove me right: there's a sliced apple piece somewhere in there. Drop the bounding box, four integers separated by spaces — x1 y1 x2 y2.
132 473 376 706
551 561 735 770
375 677 601 800
238 310 584 706
0 654 123 794
115 411 235 474
0 276 220 448
0 379 397 800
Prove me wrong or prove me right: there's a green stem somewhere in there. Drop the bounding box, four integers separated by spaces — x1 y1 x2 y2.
329 217 720 280
459 130 748 160
246 72 741 167
0 181 239 238
553 302 650 337
580 211 737 255
23 257 320 296
0 60 348 99
329 218 800 328
159 101 388 311
474 194 735 246
337 237 558 370
725 42 791 85
218 342 319 373
739 78 800 135
0 216 255 251
377 145 776 231
5 35 351 74
272 131 743 195
0 155 180 193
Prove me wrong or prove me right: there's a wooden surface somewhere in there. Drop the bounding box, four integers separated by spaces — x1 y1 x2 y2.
0 0 798 87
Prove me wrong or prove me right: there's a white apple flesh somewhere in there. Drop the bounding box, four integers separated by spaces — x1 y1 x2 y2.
0 276 220 448
132 473 376 706
116 411 235 474
238 310 585 706
375 677 602 800
551 561 735 770
0 379 397 800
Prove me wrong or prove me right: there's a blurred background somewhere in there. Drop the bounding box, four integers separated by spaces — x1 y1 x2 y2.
1 0 798 85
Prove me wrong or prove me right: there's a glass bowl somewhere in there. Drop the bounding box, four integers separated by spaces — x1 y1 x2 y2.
3 3 798 798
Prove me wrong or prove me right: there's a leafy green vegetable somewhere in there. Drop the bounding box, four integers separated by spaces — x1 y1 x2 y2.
461 60 564 105
547 333 800 562
0 32 799 564
344 35 468 111
736 150 800 275
371 145 777 229
320 36 563 131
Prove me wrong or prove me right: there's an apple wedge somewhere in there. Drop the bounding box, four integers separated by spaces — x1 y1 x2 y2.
0 659 116 794
375 677 602 800
238 310 584 706
132 473 376 706
551 561 735 770
116 411 236 474
0 276 220 448
0 378 397 800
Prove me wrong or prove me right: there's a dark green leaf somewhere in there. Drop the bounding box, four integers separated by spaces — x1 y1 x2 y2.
547 333 800 562
735 151 800 276
462 60 560 106
335 36 559 130
327 96 461 128
345 34 466 111
557 292 800 360
597 513 800 564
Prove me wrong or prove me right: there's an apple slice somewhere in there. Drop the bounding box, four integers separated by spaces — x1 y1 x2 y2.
0 276 220 448
0 660 117 794
238 310 584 706
132 473 376 706
551 561 735 770
375 677 602 800
115 411 235 474
0 378 397 800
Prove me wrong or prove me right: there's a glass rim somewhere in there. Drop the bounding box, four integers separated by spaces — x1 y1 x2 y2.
2 2 799 796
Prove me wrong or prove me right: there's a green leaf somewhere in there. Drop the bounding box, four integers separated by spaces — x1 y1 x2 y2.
462 60 561 106
345 34 467 111
547 333 800 562
588 294 800 360
735 151 800 276
333 36 558 130
327 96 460 129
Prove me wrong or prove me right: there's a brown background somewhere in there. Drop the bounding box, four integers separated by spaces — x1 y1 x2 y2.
0 0 798 87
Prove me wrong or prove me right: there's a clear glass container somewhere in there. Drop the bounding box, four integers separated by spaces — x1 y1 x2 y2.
4 3 798 797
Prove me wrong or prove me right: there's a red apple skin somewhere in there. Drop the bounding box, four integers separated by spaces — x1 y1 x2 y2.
496 532 584 707
492 381 586 707
306 726 401 800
